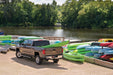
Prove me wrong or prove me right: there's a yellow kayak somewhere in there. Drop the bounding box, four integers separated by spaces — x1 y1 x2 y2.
98 38 113 42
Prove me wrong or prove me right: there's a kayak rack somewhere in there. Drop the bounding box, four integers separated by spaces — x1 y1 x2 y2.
42 36 65 41
85 56 113 69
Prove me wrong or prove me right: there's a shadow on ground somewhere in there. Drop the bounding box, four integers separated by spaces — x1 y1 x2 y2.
11 57 68 70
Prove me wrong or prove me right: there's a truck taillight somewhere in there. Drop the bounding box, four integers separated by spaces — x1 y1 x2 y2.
62 48 63 53
42 50 45 54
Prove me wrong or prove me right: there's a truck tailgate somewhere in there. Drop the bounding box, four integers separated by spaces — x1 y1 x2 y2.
45 47 63 55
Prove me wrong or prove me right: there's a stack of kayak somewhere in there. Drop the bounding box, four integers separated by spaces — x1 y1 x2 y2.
63 50 84 62
76 42 113 62
0 35 12 46
99 42 113 61
0 35 12 53
63 38 113 63
63 43 91 63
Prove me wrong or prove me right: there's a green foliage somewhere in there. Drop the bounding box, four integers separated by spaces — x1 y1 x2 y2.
1 0 113 29
61 0 113 29
0 0 58 27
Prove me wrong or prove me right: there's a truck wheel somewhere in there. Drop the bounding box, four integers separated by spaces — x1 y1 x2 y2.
35 55 42 65
16 51 23 58
53 59 59 63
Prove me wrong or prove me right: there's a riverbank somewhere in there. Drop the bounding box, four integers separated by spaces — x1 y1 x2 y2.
0 51 113 75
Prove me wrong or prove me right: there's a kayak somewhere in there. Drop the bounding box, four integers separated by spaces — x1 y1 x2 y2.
98 38 113 42
67 43 89 50
0 35 12 41
94 54 102 58
63 55 84 62
63 51 84 59
108 43 113 48
104 50 113 55
63 50 84 62
98 48 113 53
91 46 103 52
85 46 102 51
91 42 101 46
85 52 97 56
0 40 11 43
100 42 113 47
76 44 90 49
91 47 111 52
100 55 113 61
109 57 113 61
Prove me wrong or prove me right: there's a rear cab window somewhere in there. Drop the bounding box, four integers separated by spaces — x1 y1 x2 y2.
33 40 50 46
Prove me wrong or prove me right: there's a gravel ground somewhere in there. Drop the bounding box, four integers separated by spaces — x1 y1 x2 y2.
0 51 113 75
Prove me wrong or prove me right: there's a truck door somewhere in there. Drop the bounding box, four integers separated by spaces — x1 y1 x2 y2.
20 40 29 54
25 40 34 56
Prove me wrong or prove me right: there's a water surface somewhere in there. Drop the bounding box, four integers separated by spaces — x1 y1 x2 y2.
1 27 113 41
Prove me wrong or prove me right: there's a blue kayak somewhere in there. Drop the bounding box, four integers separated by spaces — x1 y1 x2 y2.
98 48 113 53
91 47 112 52
94 54 102 58
85 46 102 51
104 50 113 55
85 52 97 56
76 44 90 49
0 40 11 43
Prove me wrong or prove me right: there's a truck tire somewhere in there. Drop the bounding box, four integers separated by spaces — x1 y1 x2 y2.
35 55 42 65
16 51 23 58
53 59 59 63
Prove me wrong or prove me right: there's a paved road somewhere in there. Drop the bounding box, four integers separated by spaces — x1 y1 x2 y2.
0 51 113 75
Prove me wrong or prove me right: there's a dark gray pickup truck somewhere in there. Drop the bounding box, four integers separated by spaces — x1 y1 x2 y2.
16 39 63 65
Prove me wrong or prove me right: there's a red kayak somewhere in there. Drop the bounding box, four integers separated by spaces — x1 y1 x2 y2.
108 44 113 48
100 55 113 61
100 42 113 47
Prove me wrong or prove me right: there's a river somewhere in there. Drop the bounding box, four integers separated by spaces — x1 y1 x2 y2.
1 27 113 41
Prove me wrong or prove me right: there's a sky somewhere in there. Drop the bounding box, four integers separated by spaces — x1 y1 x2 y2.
29 0 66 5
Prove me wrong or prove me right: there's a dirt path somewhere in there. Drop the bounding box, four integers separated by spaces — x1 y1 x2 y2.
0 51 113 75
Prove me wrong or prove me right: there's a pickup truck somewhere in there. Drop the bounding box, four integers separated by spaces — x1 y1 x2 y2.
16 39 63 65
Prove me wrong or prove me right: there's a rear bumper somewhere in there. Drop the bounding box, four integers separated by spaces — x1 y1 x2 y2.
45 55 63 60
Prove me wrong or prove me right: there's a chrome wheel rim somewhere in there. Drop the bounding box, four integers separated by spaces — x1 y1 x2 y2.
36 57 39 63
17 52 21 57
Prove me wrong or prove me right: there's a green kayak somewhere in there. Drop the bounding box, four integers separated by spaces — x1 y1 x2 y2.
67 43 89 50
63 50 84 62
63 55 84 62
